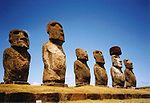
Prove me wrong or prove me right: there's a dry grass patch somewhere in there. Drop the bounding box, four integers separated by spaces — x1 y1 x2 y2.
0 84 150 95
73 85 150 94
62 99 150 103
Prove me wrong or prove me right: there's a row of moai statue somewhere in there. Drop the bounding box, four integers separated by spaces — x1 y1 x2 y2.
2 21 136 88
74 47 136 88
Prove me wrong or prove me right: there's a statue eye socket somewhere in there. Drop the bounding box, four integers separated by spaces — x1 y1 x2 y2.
20 38 29 43
50 23 56 26
96 51 99 53
13 31 20 35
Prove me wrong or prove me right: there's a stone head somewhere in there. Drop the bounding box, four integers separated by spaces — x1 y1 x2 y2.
76 48 88 61
112 55 122 68
9 29 29 49
110 46 122 56
47 21 64 43
93 50 105 64
124 59 133 69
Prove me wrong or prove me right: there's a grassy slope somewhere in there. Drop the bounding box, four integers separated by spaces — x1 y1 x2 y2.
0 84 150 94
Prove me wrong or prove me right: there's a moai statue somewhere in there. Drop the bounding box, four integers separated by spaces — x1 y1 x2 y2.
3 29 30 84
42 21 67 86
124 59 136 88
110 46 125 88
93 50 108 86
74 48 91 86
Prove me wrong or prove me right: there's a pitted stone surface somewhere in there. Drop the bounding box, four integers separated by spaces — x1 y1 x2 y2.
110 46 125 88
3 29 30 84
124 59 136 88
93 50 108 86
74 48 90 86
42 21 66 86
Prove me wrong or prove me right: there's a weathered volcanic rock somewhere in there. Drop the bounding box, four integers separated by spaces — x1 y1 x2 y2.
110 55 125 88
74 48 90 86
110 46 125 88
42 21 66 86
3 29 30 84
124 59 136 88
93 50 108 86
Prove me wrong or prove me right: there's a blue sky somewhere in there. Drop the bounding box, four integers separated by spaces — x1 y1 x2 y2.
0 0 149 87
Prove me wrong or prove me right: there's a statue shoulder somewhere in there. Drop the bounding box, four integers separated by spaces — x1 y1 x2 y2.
110 66 115 70
3 47 15 55
74 60 81 64
43 41 50 46
42 41 55 49
111 66 118 73
74 60 83 67
94 63 99 68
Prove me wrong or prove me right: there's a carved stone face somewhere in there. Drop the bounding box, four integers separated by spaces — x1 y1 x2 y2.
93 50 105 64
112 55 122 68
9 29 29 49
76 48 88 61
47 21 64 43
124 59 133 69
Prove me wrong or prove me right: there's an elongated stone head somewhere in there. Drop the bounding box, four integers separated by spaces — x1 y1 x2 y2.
76 48 88 61
93 50 105 64
47 21 64 43
124 59 133 69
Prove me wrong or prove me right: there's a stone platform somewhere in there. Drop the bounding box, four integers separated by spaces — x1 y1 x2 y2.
0 84 150 102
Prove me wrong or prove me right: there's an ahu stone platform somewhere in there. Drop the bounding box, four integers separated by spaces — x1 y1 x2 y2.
0 84 150 102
